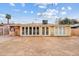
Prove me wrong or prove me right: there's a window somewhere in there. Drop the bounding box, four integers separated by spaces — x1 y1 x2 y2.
42 27 45 35
55 26 65 36
62 27 65 35
58 26 65 35
26 27 28 35
46 27 49 35
37 27 39 35
59 27 61 35
22 27 24 35
33 27 35 35
29 27 32 35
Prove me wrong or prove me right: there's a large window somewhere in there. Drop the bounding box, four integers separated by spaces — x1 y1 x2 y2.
58 26 64 35
54 26 66 36
33 27 35 35
42 27 45 35
29 27 32 35
61 27 65 35
22 27 24 35
37 27 39 35
46 27 49 35
26 27 28 35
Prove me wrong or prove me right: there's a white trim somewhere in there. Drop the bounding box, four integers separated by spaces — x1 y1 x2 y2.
20 26 22 36
35 27 37 35
28 26 29 35
32 27 33 35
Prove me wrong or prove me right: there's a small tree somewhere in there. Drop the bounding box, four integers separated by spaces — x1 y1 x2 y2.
58 18 72 25
58 18 79 25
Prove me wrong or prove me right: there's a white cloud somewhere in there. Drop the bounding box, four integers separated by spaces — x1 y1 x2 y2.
38 5 46 8
0 17 3 23
14 9 20 12
24 11 27 13
24 10 33 14
61 11 67 15
67 6 72 10
44 9 58 16
37 9 58 19
34 3 48 9
0 14 5 17
61 6 72 11
30 11 33 14
61 7 65 10
9 3 15 6
0 14 5 23
60 6 71 16
37 13 41 16
0 18 3 20
21 3 25 7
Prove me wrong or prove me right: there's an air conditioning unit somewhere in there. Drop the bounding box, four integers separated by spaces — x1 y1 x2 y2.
42 20 48 24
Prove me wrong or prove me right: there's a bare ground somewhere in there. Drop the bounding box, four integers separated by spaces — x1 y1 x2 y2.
0 36 79 56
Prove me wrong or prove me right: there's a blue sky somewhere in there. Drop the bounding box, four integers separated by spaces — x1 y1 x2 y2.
0 3 79 24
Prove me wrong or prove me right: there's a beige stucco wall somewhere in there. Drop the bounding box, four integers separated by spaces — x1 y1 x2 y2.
65 26 71 36
49 26 54 36
9 26 20 36
53 26 71 36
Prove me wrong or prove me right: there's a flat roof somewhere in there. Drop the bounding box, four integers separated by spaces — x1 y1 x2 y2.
9 23 71 27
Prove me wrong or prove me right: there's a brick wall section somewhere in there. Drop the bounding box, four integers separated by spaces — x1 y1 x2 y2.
71 28 79 36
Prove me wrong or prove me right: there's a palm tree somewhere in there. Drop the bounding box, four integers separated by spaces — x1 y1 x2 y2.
5 14 11 24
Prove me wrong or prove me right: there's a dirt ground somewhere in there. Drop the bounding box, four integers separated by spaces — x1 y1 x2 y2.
0 36 79 56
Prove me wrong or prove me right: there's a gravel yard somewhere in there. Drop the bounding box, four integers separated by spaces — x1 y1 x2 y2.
0 36 79 56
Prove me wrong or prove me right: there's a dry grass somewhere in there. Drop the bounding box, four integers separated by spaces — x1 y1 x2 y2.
0 36 79 56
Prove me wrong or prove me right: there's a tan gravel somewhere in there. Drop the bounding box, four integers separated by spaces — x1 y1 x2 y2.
0 36 79 56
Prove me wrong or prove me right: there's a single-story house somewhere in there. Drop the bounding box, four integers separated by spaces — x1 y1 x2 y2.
9 23 71 36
